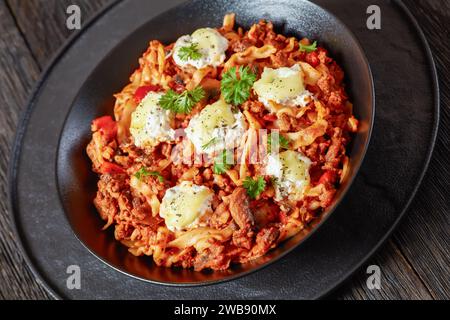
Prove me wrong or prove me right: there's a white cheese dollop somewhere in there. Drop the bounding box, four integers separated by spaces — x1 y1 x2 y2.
130 92 175 148
266 150 312 201
160 181 214 231
185 99 247 154
173 28 229 69
253 64 313 110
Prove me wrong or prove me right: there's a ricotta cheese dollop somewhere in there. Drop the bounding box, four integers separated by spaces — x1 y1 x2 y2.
173 28 229 69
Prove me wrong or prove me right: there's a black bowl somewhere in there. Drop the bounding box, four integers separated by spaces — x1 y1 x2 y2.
57 0 374 285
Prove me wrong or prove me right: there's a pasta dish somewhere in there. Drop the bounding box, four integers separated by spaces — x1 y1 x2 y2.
86 14 358 271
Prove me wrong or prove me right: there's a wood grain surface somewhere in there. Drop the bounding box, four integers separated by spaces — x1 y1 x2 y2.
0 0 448 300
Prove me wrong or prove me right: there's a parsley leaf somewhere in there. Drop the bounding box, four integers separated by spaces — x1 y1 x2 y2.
178 43 202 61
159 86 205 114
299 41 317 53
242 176 266 199
202 137 218 150
213 150 233 174
221 66 257 106
267 133 290 153
158 90 179 110
134 167 164 183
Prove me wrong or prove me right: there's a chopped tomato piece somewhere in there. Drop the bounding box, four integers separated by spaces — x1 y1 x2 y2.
92 116 117 140
263 114 277 122
99 162 125 175
317 47 328 56
305 51 320 67
134 85 161 103
168 83 186 93
318 170 337 185
279 211 287 224
249 200 260 208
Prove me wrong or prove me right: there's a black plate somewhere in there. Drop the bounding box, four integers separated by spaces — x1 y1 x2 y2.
56 0 374 285
8 0 439 299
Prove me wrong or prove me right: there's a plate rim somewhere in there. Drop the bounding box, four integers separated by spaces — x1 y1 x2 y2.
318 0 441 299
7 0 123 300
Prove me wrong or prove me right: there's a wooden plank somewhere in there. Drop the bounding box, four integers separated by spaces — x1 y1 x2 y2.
333 0 450 300
390 0 450 300
1 0 113 300
337 0 450 300
0 0 50 300
334 240 433 300
7 0 112 68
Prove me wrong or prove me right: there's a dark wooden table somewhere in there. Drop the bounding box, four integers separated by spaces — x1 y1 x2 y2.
0 0 448 300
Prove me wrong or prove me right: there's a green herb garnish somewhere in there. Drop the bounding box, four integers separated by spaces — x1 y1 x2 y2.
213 150 233 174
242 176 266 199
221 66 257 106
299 41 317 53
202 137 218 150
267 133 290 153
178 43 202 61
159 86 205 114
135 167 164 183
